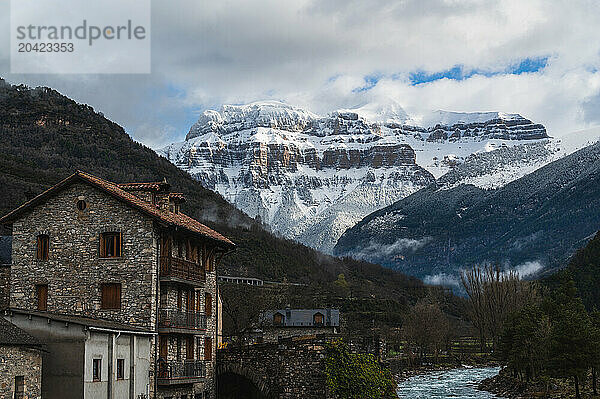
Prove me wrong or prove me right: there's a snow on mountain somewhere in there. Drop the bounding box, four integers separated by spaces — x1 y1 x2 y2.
159 101 551 253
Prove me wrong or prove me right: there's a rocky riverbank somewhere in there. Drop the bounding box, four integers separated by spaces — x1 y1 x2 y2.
478 367 589 399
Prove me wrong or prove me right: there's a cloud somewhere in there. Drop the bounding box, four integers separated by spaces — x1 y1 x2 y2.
347 237 432 261
423 273 460 287
1 0 600 146
511 260 544 277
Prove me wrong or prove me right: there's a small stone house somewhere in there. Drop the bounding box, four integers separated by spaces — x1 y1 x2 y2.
0 171 235 399
258 308 340 342
0 317 43 399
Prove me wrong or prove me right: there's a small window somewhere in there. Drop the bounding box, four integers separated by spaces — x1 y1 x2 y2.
36 234 49 260
205 293 212 317
101 283 121 309
204 337 212 361
36 284 48 311
313 312 324 326
116 359 125 380
77 199 87 211
176 337 182 361
273 313 284 326
93 359 101 381
100 232 122 258
14 376 24 399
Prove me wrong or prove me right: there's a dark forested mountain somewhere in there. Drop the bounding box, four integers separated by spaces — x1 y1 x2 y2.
334 139 600 282
0 79 443 317
552 231 600 310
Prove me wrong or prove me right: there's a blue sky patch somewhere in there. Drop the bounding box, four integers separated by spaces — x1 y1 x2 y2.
408 56 549 85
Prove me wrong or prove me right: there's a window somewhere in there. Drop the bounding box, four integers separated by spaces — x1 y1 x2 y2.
186 336 194 360
101 283 121 309
176 337 182 361
313 312 324 326
273 312 284 326
36 234 49 260
204 338 212 361
14 376 24 399
116 359 125 380
205 293 212 317
100 232 122 258
36 284 48 311
93 359 101 381
77 199 87 211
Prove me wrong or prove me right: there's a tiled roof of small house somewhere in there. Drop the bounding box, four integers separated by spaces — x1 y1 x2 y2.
0 317 42 347
0 171 235 248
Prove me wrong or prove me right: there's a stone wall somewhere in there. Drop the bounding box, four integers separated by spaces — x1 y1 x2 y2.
10 182 158 330
0 265 9 309
0 345 42 399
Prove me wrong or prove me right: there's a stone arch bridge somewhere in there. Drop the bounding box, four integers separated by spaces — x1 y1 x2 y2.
216 335 334 399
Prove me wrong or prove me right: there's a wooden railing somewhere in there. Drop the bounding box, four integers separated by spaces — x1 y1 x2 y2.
159 308 207 330
159 256 205 284
156 359 206 384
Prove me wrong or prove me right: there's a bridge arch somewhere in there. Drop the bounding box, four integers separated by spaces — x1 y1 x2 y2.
217 363 274 399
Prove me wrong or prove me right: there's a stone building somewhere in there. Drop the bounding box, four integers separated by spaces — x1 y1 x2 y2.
0 171 235 399
0 317 43 399
258 308 340 342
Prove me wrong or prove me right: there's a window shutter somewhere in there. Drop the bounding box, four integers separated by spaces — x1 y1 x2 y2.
99 234 105 257
205 293 212 317
101 283 121 309
204 338 212 361
117 232 122 257
37 285 48 311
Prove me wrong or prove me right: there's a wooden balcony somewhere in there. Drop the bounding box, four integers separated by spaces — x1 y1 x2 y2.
159 308 207 334
156 359 206 385
159 256 205 286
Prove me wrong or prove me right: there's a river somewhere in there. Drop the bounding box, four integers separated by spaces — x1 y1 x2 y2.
396 367 502 398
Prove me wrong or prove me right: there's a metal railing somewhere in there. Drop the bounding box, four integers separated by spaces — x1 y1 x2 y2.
159 308 207 330
159 256 205 284
156 359 206 382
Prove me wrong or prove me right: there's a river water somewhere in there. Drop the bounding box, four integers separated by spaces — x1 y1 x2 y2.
396 367 502 399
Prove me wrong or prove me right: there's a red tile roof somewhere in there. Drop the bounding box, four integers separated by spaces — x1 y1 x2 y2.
117 182 168 191
0 171 235 248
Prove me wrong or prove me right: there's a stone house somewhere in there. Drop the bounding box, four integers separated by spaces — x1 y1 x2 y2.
0 317 43 399
0 171 235 399
258 308 340 342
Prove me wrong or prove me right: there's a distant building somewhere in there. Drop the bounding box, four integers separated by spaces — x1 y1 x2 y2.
0 317 43 399
258 308 340 342
0 171 235 399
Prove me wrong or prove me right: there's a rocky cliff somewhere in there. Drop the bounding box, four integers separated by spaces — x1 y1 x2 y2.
160 101 548 253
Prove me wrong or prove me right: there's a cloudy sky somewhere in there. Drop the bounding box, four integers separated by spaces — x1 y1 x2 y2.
1 0 599 148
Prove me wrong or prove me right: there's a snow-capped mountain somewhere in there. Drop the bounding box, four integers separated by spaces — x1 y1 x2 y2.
159 101 549 253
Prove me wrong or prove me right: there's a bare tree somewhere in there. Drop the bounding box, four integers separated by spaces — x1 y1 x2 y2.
461 264 538 352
